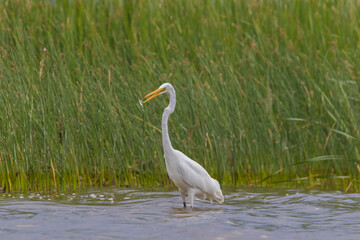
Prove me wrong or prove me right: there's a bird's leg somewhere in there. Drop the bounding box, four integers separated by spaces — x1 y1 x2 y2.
180 190 186 208
188 189 195 208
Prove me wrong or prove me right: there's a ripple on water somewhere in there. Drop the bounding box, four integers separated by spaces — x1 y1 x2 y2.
1 187 360 240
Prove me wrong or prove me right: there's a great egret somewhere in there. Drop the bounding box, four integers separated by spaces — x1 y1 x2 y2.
142 83 224 208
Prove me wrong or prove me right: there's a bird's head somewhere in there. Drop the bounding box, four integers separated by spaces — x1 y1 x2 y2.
142 83 173 103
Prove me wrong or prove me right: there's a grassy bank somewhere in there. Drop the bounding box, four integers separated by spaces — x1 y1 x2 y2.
1 0 359 192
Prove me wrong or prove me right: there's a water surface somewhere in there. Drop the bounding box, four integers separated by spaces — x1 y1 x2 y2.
1 187 359 240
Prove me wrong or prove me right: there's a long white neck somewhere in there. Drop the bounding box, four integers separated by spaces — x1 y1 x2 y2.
162 86 176 155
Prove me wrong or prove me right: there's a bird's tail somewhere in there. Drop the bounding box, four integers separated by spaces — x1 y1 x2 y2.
211 179 224 203
214 190 224 203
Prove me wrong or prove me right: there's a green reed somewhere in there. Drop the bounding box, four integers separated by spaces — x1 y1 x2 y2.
0 0 359 192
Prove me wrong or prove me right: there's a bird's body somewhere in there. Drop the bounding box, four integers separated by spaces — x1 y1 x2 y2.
143 83 224 207
164 149 224 206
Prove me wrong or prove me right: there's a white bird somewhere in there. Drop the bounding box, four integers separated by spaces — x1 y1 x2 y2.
142 83 224 208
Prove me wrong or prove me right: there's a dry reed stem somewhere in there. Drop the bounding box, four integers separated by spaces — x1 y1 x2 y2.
50 159 57 189
323 122 337 152
345 180 353 193
39 47 47 79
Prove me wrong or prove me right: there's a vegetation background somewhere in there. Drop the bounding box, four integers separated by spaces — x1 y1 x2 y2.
1 0 359 192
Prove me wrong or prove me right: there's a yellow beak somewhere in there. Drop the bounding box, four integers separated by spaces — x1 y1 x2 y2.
143 87 165 103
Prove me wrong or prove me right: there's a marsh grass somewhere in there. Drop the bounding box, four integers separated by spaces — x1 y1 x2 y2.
0 0 359 192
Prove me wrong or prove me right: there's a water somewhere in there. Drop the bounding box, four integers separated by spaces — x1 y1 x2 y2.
1 187 360 240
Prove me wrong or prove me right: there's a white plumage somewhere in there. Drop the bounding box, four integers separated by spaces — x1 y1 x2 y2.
143 83 224 208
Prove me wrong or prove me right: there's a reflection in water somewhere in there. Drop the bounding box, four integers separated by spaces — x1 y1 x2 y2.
1 188 360 240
